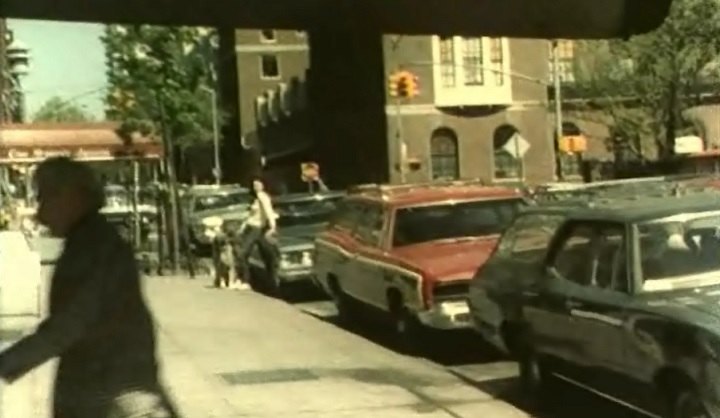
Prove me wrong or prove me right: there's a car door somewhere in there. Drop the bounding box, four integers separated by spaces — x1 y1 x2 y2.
523 222 596 369
558 222 634 392
469 212 565 346
344 202 388 309
314 199 363 293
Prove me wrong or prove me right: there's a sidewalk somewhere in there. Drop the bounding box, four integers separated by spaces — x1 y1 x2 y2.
2 276 531 418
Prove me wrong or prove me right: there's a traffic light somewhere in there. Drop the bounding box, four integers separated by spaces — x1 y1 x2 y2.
397 75 409 98
389 71 420 99
406 74 419 98
388 73 400 97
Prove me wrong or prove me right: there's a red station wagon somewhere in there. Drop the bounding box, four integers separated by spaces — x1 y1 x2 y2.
313 180 526 347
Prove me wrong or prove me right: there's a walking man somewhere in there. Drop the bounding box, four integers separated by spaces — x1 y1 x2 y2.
0 157 178 418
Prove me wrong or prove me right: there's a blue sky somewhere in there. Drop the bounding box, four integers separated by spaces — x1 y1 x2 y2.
7 19 107 120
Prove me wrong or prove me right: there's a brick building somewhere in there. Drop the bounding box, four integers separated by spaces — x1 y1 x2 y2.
382 36 554 185
228 31 557 189
229 29 311 191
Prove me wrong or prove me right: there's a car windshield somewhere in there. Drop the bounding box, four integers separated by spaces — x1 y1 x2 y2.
393 198 523 247
639 210 720 292
194 191 252 212
275 196 341 228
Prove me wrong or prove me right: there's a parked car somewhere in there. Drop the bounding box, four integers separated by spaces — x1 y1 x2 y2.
313 180 526 349
181 185 253 253
101 184 157 246
246 191 345 296
468 188 720 418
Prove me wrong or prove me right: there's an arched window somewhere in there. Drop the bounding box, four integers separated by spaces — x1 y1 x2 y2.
430 128 459 180
493 124 523 179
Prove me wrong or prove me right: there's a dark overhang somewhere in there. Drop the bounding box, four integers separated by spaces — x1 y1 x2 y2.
2 0 671 39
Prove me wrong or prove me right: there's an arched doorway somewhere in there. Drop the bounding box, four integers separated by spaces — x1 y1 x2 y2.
493 124 522 179
430 128 459 180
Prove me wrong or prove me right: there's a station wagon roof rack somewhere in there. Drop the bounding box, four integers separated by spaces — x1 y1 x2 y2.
347 178 490 196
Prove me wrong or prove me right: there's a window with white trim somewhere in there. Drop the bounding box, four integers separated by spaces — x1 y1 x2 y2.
489 38 504 86
462 37 484 86
549 40 576 83
439 36 456 88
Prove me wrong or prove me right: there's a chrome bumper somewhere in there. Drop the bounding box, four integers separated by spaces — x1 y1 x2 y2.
277 268 314 283
417 300 473 330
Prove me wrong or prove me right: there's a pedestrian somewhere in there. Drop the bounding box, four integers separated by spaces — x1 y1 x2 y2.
0 157 179 418
231 176 277 290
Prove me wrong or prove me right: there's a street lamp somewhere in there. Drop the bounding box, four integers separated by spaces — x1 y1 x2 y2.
6 34 31 123
200 86 222 186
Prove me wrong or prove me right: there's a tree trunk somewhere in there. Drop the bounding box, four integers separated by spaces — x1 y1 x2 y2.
663 80 678 159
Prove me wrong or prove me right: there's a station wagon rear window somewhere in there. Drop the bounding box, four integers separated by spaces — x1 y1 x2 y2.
392 198 523 247
639 210 720 292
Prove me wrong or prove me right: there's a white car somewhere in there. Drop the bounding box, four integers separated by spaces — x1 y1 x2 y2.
0 231 43 317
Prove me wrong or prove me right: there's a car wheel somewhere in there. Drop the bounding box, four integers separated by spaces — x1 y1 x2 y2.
671 389 711 418
390 305 425 354
329 280 355 325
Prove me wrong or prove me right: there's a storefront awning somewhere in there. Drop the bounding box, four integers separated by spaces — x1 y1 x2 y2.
0 122 163 164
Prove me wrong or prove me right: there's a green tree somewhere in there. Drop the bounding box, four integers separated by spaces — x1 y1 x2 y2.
102 25 225 149
573 0 720 158
33 96 94 123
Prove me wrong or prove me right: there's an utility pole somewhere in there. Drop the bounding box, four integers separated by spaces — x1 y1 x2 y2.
552 40 565 180
389 69 419 184
395 94 406 184
201 86 221 185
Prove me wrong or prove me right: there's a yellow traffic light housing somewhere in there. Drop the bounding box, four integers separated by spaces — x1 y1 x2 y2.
406 74 420 98
389 70 420 99
397 75 409 98
388 73 400 97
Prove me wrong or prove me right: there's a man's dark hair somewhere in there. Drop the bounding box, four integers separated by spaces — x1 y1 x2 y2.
34 157 106 210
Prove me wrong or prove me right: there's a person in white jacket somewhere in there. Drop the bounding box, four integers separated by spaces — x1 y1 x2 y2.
231 176 277 290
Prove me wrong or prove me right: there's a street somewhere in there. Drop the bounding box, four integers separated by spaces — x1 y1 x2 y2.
1 269 647 418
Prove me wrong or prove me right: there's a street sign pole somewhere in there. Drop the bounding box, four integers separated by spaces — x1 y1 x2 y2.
396 95 406 184
514 133 525 182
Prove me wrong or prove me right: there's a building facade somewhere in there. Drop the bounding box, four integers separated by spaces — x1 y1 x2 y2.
233 29 311 190
232 30 556 189
383 35 554 185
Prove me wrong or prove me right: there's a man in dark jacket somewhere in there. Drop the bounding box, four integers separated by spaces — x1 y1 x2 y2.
0 157 178 418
